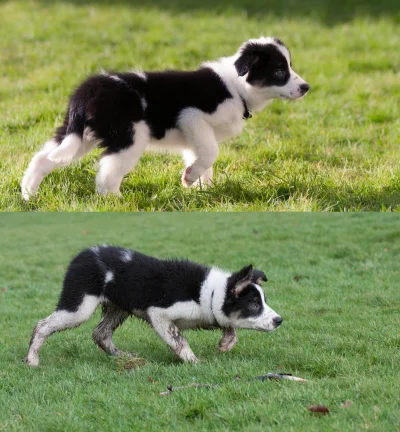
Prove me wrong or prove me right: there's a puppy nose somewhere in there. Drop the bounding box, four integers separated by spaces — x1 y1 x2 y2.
273 316 283 327
299 83 310 93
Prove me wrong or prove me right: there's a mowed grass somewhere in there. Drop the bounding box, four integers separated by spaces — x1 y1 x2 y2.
0 213 399 431
1 0 400 211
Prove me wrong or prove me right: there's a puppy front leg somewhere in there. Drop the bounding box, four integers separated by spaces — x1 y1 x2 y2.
179 116 219 188
149 311 199 363
218 327 238 353
181 150 213 187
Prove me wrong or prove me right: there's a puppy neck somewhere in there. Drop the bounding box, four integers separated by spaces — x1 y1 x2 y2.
204 55 275 113
200 267 232 328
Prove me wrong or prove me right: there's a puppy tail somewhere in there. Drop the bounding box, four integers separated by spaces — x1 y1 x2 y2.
48 101 87 163
48 133 83 163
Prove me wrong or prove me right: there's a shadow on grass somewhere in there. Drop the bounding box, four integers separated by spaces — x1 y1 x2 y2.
191 178 400 211
8 163 400 211
18 0 400 26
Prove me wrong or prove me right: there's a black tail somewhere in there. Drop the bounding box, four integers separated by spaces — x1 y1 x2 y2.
54 102 85 144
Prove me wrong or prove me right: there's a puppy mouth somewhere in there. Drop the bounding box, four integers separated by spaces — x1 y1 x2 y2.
280 92 306 100
254 325 278 332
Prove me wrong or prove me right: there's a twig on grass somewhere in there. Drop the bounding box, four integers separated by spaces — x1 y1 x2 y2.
256 373 308 382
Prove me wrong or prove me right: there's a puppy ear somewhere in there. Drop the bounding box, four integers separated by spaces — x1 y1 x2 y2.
231 264 253 296
251 269 268 285
234 51 259 76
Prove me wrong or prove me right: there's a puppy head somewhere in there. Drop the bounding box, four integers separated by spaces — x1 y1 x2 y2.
222 264 282 332
234 37 309 100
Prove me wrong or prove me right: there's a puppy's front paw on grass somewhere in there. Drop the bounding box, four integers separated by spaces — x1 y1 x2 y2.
181 166 198 188
25 356 39 367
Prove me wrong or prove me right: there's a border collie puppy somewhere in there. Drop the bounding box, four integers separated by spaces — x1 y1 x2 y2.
21 36 309 200
26 246 282 366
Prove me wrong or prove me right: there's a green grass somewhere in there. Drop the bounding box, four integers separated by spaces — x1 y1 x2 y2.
1 0 400 211
0 213 399 430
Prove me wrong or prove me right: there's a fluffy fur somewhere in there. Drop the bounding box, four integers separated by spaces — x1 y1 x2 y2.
21 36 309 200
26 246 282 366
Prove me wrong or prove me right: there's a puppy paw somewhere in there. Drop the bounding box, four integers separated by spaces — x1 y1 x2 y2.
22 192 31 202
96 187 122 197
181 166 198 188
25 357 39 367
21 184 34 202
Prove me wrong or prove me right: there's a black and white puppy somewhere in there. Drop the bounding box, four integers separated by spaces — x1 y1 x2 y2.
26 246 282 366
21 36 309 200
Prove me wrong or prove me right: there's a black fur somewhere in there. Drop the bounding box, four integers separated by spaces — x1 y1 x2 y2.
57 247 269 319
54 68 232 153
234 41 291 87
251 269 268 284
57 246 209 312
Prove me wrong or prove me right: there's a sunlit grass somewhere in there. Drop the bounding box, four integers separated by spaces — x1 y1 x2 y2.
1 1 400 211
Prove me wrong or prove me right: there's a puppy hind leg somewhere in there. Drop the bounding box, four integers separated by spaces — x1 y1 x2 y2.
96 121 150 195
26 295 101 367
21 140 63 201
93 303 131 356
21 134 97 201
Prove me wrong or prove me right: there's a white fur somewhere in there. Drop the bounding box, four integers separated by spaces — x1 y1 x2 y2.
131 70 147 81
26 295 102 366
96 120 150 195
21 132 98 200
48 133 82 163
200 267 231 327
21 140 61 200
120 249 133 263
104 271 114 284
90 245 100 254
109 75 125 83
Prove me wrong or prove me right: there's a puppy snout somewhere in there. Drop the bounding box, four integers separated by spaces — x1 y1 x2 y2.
273 316 283 327
299 83 310 94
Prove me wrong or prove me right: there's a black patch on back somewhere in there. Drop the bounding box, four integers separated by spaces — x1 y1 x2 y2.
57 249 105 311
57 246 210 313
143 68 232 139
222 283 264 319
235 42 290 88
54 67 232 153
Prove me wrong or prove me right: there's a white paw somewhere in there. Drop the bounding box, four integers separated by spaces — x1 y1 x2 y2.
25 357 39 367
22 191 31 202
96 187 122 197
181 166 199 188
21 182 34 202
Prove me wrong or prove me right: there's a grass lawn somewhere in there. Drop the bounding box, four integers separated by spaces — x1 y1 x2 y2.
0 213 399 430
1 0 400 211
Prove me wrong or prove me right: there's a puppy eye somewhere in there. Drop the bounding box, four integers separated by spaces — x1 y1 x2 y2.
275 69 285 77
249 301 260 311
